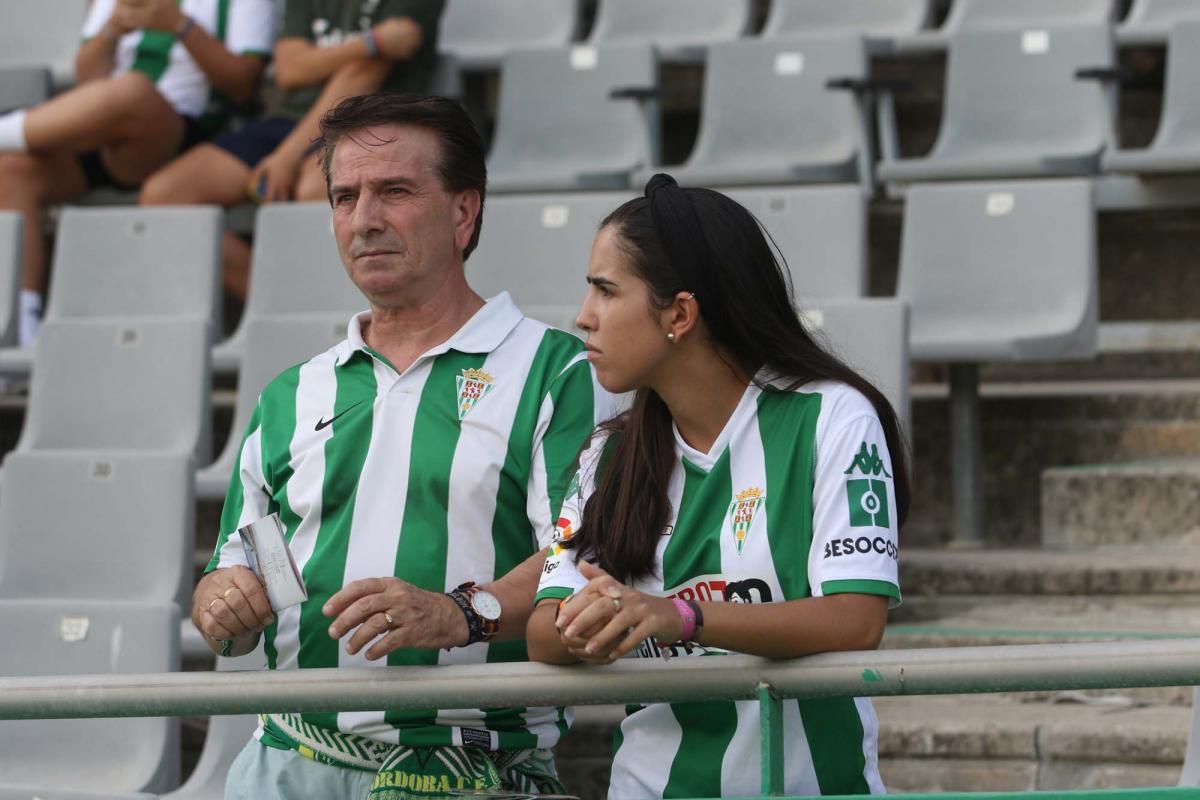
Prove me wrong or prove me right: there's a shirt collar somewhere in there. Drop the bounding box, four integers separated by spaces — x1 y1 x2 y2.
332 292 524 367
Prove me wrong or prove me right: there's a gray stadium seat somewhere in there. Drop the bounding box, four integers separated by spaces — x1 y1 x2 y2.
160 647 266 800
0 599 180 795
877 25 1116 186
487 45 659 194
897 179 1097 543
762 0 932 41
588 0 752 62
0 66 51 113
803 299 911 435
18 319 211 458
1104 20 1200 175
0 214 20 348
45 207 222 324
439 0 582 69
211 203 361 374
896 0 1118 52
468 186 867 331
1183 687 1200 785
0 0 90 88
0 451 193 606
649 35 872 191
1118 0 1200 45
198 316 349 500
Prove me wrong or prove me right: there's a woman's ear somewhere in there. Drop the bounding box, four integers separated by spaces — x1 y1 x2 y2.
665 292 699 343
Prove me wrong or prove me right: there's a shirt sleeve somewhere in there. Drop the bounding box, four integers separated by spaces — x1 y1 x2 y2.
525 352 616 551
534 435 606 604
205 400 272 573
808 409 902 607
378 0 446 31
226 0 276 56
81 0 115 39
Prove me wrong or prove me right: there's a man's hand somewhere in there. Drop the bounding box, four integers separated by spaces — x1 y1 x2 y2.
192 567 275 645
115 0 185 34
248 148 304 203
324 577 469 661
371 18 424 61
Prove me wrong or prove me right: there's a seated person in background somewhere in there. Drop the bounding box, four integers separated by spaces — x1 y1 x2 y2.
140 0 446 303
528 175 910 798
0 0 273 346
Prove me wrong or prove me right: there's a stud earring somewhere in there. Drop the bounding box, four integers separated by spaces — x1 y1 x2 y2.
667 332 676 343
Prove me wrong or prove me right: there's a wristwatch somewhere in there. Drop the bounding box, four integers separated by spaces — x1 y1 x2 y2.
447 581 502 646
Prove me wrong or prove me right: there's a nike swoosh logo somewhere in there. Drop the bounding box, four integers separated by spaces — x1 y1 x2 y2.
315 400 365 432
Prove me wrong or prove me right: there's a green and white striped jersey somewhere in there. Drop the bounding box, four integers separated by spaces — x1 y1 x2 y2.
207 293 614 751
83 0 274 121
537 377 901 798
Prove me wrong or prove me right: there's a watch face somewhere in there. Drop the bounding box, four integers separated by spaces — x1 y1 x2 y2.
470 590 502 621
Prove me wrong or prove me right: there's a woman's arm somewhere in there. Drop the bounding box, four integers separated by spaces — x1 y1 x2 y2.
557 562 888 663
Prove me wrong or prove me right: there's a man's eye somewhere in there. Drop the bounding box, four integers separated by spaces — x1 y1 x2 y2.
335 194 355 205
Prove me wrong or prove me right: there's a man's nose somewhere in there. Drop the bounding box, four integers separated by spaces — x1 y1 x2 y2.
350 190 384 237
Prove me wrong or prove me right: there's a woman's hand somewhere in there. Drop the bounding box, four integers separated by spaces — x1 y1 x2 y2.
556 561 684 663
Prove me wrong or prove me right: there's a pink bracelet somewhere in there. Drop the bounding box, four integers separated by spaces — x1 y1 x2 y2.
671 597 697 642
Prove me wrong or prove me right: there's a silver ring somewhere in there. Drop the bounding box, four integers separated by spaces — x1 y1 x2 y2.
383 612 396 630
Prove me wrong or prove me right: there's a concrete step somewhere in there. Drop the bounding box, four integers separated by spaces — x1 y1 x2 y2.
889 595 1200 636
907 382 1200 546
1043 458 1200 548
900 547 1200 596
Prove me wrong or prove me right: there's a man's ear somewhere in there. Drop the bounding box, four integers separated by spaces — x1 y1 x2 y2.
453 189 482 253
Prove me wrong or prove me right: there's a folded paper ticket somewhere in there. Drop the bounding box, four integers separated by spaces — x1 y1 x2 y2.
239 513 307 611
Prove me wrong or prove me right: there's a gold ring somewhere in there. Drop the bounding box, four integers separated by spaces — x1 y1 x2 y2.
223 587 237 599
207 598 220 612
611 596 621 613
383 612 395 630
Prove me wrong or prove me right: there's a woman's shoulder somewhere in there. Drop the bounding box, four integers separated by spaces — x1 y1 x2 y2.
761 376 879 425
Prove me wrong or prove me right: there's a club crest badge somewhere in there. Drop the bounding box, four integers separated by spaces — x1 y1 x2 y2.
456 368 495 420
728 487 765 555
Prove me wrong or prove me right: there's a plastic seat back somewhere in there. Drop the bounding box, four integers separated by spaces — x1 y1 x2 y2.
897 180 1097 362
45 206 222 326
0 600 180 793
589 0 752 53
0 451 193 605
763 0 932 38
0 0 90 86
20 319 211 455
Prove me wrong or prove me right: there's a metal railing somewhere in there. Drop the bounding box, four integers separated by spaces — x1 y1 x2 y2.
2 640 1199 799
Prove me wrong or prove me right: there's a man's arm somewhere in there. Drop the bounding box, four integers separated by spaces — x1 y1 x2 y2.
273 16 424 90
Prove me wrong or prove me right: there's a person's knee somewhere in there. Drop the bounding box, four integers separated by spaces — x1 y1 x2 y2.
138 164 182 206
106 71 160 113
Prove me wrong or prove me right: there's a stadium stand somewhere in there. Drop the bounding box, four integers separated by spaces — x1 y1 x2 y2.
198 315 349 500
804 298 911 433
17 319 212 459
0 66 51 114
896 179 1097 543
487 44 659 194
761 0 933 42
1118 0 1200 45
877 24 1116 187
0 214 20 348
646 35 874 192
0 0 89 89
438 0 582 70
1185 691 1200 785
0 451 193 605
211 203 361 374
0 599 180 796
1103 20 1200 175
0 206 222 374
587 0 753 62
895 0 1118 52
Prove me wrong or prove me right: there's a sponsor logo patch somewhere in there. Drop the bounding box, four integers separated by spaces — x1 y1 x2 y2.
823 535 899 561
843 441 892 528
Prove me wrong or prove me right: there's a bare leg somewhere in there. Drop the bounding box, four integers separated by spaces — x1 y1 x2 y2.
294 151 329 203
0 151 88 293
223 233 252 301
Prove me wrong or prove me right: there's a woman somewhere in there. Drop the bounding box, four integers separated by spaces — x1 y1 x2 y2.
527 175 910 798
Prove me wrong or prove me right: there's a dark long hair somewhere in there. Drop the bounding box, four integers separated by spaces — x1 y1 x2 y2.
566 175 911 583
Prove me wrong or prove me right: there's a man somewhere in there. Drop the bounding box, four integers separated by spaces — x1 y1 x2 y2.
0 0 274 345
141 0 445 302
192 93 613 798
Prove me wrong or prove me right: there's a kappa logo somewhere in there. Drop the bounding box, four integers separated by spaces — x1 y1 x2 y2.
844 441 891 528
455 368 495 421
727 487 765 555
